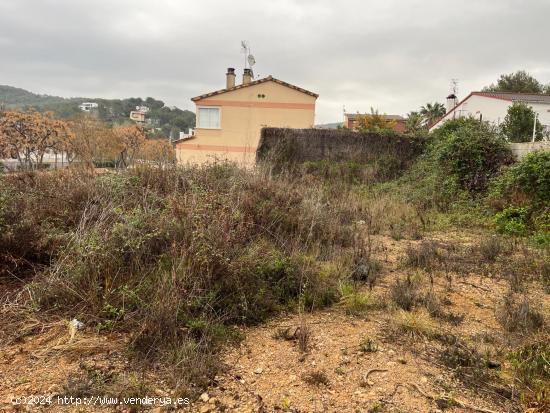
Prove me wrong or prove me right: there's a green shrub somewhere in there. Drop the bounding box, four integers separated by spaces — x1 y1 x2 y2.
430 118 513 194
530 232 550 250
494 206 528 236
397 118 513 210
491 151 550 207
490 151 550 235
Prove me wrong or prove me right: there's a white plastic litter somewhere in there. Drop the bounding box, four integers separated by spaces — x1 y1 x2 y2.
70 318 84 330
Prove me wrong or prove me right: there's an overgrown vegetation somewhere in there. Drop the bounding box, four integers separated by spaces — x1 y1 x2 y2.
2 117 549 410
0 164 358 395
490 151 550 239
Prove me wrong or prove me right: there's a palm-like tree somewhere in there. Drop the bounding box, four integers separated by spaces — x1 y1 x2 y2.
405 111 425 133
420 102 446 127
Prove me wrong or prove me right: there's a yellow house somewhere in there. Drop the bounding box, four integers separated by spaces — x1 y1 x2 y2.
176 68 318 165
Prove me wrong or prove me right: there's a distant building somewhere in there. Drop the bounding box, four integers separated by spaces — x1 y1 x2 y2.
129 111 146 123
175 67 318 165
178 129 195 140
135 105 150 113
430 92 550 134
344 113 406 133
78 102 98 112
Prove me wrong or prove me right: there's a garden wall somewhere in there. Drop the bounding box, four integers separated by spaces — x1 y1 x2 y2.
509 141 550 160
256 128 424 165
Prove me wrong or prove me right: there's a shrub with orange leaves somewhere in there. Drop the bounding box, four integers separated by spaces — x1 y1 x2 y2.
0 110 73 169
138 139 176 167
67 115 121 168
113 124 146 167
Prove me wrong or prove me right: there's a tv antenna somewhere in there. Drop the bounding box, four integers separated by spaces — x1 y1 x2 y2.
241 40 256 77
451 79 459 96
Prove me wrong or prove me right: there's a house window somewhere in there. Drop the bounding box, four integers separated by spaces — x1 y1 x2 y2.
198 107 220 129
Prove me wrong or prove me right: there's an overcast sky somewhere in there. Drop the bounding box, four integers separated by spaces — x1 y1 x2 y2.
1 0 549 123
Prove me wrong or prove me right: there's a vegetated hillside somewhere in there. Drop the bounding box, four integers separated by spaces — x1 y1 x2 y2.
0 85 195 138
1 124 549 412
0 85 71 107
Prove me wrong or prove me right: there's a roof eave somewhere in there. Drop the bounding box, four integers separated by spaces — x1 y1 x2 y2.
190 76 318 102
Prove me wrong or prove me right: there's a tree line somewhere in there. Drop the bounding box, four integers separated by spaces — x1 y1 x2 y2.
0 110 175 170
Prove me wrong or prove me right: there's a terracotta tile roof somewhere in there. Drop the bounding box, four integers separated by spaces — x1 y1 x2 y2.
344 113 405 121
190 75 319 102
472 91 550 104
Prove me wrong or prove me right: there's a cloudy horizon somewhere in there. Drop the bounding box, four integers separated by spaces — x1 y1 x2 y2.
1 0 549 123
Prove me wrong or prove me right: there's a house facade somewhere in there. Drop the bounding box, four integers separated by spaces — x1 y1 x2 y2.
175 68 318 165
429 92 550 134
78 102 98 112
343 113 406 133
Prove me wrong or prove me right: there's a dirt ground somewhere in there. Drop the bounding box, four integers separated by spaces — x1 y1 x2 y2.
1 232 548 413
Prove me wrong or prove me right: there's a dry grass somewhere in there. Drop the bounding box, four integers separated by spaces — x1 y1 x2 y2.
388 309 438 340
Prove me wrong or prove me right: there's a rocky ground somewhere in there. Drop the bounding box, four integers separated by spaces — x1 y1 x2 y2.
1 232 548 412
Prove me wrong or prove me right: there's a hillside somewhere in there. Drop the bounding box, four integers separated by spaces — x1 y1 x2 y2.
0 85 195 138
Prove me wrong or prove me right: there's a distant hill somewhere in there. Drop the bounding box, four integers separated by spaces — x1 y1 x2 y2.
0 85 74 107
0 85 195 138
315 122 343 129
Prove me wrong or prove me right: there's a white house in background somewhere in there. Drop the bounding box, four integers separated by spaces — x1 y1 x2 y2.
129 111 146 122
78 102 98 112
429 92 550 135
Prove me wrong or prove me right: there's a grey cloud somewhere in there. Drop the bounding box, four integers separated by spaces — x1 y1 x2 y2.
1 0 549 122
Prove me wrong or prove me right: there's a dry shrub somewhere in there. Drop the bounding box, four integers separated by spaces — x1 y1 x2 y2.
296 317 311 353
477 235 503 263
351 237 381 288
496 293 545 334
439 336 502 390
302 370 330 386
272 318 311 353
404 241 439 270
440 339 487 370
1 164 358 394
390 275 423 311
538 259 550 294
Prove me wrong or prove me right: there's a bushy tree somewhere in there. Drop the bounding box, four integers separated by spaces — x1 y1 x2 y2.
500 102 544 142
419 102 446 126
0 110 73 169
405 111 426 134
483 70 548 94
68 114 119 168
429 118 514 194
356 108 396 133
138 139 176 167
113 124 146 167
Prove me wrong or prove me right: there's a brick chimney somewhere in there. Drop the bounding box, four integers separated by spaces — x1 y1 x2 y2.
226 67 236 89
243 68 252 85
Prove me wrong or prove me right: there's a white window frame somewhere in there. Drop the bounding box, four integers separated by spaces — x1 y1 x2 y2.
197 106 221 129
